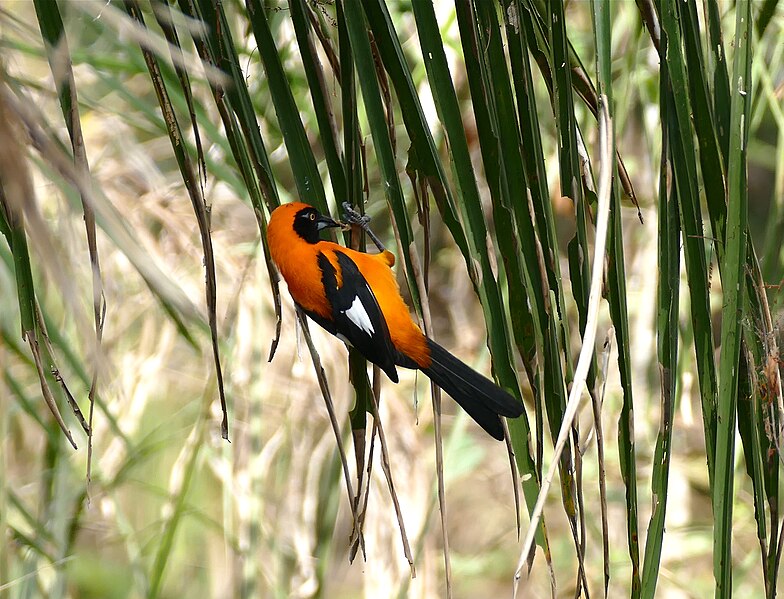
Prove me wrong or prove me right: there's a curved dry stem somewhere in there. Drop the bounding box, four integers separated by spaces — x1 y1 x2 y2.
408 227 451 596
514 96 614 591
295 308 362 550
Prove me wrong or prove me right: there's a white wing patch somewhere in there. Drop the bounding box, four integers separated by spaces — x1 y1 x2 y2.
343 295 375 335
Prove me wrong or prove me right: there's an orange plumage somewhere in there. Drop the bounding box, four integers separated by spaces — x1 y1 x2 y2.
267 201 431 367
266 201 522 440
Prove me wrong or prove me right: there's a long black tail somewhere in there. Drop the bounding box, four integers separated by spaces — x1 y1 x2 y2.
420 339 522 440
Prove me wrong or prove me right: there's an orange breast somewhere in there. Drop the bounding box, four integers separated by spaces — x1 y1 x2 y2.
268 204 333 319
270 240 338 320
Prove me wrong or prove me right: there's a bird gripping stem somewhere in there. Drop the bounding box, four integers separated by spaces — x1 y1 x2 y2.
342 202 387 253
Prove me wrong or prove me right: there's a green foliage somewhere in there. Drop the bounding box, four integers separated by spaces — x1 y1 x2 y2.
0 0 782 597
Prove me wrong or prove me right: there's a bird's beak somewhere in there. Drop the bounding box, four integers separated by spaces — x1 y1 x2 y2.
316 214 349 231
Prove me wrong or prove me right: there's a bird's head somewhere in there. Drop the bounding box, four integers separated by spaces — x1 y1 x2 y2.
269 202 343 244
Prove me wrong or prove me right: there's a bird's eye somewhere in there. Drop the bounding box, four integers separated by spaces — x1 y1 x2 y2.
309 212 316 221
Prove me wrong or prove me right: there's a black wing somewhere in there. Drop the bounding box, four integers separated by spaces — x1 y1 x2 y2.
304 250 399 382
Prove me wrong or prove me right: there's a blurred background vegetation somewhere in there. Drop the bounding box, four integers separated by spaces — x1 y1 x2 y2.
0 0 782 597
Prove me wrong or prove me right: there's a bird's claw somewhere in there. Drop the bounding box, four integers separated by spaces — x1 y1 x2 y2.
342 202 372 228
341 202 387 253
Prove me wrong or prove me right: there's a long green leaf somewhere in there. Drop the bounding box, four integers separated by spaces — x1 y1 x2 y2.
504 0 566 353
411 0 547 554
713 0 752 594
736 345 771 597
288 0 345 203
466 0 552 384
640 60 680 598
678 0 727 260
343 0 420 312
246 0 328 213
703 0 731 165
362 0 472 267
185 0 280 209
659 0 719 485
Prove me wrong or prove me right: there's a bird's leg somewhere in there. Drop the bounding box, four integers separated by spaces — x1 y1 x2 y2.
342 202 387 253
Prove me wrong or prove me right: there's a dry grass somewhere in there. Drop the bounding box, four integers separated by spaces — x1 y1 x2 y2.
1 1 781 598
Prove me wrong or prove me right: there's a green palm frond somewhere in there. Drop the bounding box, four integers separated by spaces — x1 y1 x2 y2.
0 1 781 597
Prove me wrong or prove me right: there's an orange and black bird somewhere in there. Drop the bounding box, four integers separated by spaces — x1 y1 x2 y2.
267 201 522 440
